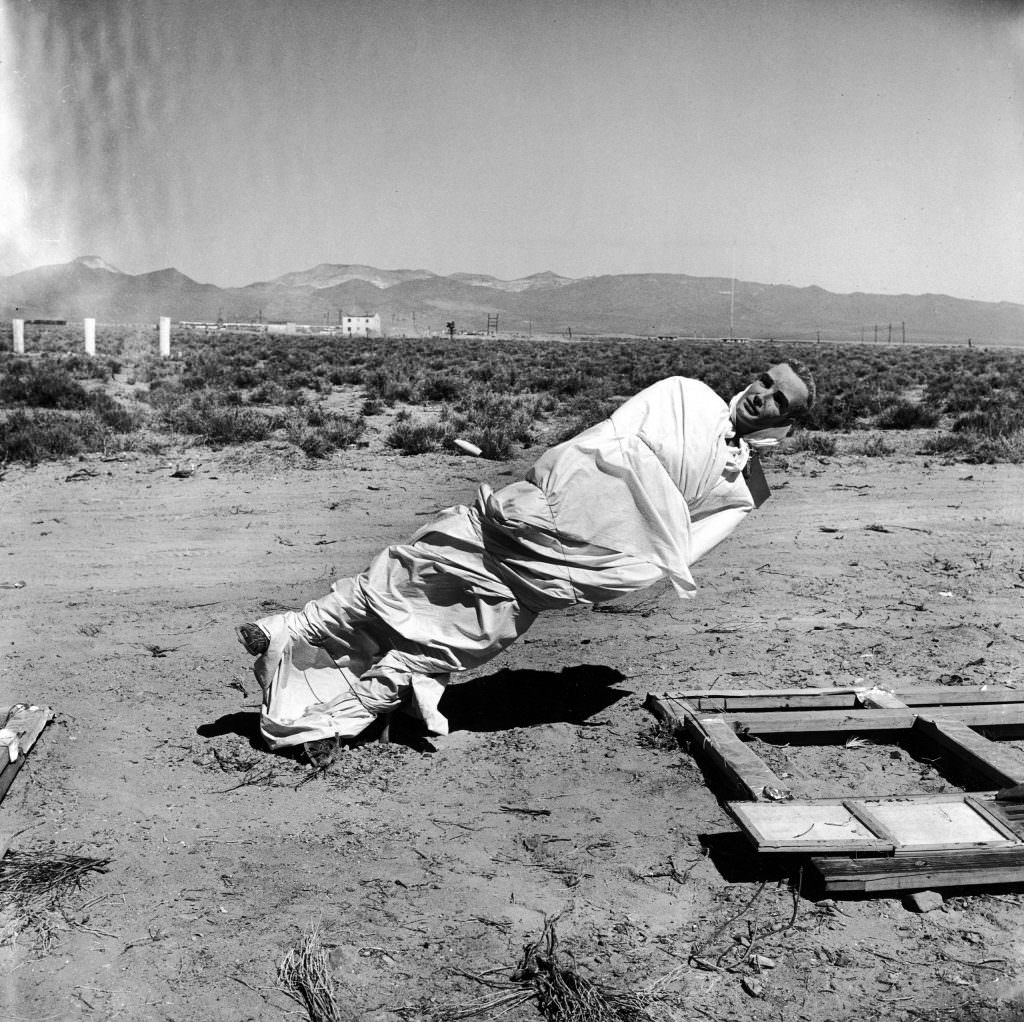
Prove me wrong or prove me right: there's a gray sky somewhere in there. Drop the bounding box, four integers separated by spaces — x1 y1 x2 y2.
2 0 1022 302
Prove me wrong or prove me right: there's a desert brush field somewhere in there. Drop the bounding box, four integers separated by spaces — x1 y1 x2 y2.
2 329 1024 1022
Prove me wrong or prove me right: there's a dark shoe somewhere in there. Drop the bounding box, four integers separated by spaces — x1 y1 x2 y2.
236 622 269 656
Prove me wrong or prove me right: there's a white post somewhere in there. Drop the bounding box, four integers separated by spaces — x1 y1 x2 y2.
159 316 171 357
12 319 24 354
84 318 96 356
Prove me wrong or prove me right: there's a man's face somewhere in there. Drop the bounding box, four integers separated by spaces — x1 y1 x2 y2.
732 362 809 435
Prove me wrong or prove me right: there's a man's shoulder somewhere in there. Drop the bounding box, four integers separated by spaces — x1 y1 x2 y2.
639 376 726 407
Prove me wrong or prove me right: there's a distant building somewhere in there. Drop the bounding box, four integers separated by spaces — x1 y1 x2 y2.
176 315 382 338
340 313 381 337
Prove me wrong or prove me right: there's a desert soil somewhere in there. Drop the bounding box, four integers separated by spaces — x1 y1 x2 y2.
2 419 1024 1022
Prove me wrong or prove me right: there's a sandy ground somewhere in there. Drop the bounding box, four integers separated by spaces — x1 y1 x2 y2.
2 425 1024 1022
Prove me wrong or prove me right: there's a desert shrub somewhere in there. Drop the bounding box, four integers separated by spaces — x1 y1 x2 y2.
0 363 93 409
437 387 538 458
0 409 107 463
157 391 275 444
950 405 1024 438
419 374 462 402
289 407 365 458
362 368 415 404
0 361 139 432
787 432 837 456
920 432 1024 464
386 418 448 454
248 380 288 405
874 401 939 430
856 435 894 458
361 398 384 415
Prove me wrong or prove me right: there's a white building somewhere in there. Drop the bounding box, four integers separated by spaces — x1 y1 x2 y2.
340 313 381 337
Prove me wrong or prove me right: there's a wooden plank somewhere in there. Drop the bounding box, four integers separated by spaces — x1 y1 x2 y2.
857 689 910 710
913 715 1024 787
813 848 1024 893
644 694 788 799
686 716 789 801
658 686 1024 710
0 704 54 806
888 687 1024 707
716 707 916 735
659 689 866 712
716 701 1024 737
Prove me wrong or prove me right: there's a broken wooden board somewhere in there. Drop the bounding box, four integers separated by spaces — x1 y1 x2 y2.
812 847 1024 894
646 684 1024 893
730 793 1018 855
0 704 54 807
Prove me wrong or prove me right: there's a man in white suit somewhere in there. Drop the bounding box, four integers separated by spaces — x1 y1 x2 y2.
238 362 814 748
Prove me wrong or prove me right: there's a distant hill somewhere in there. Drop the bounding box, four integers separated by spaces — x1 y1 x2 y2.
1 256 1022 345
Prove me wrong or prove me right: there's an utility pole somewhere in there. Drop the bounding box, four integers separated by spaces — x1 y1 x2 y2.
874 324 878 343
902 321 906 344
888 323 892 344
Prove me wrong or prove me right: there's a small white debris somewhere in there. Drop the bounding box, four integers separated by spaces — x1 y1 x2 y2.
453 439 482 457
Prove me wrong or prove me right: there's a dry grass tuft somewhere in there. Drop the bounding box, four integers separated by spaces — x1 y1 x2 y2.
449 915 667 1022
279 921 345 1022
0 849 111 947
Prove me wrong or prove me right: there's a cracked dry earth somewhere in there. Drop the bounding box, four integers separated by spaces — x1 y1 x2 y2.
2 431 1023 1022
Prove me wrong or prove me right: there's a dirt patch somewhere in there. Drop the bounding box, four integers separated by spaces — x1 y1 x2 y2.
2 436 1024 1021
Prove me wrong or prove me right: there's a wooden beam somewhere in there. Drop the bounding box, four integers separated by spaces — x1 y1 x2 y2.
715 702 1024 737
0 705 54 806
686 716 790 801
913 716 1024 788
812 848 1024 893
656 688 867 712
655 686 1024 711
716 707 917 735
857 689 909 710
644 694 788 799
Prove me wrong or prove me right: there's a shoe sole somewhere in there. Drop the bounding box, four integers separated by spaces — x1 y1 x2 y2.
235 624 269 656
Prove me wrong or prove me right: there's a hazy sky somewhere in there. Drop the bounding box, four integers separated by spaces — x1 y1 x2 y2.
2 0 1022 302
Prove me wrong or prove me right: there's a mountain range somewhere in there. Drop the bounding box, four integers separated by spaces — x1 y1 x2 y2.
2 256 1022 345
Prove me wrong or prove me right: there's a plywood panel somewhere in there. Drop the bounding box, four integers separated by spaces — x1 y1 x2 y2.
730 801 892 853
852 798 1014 851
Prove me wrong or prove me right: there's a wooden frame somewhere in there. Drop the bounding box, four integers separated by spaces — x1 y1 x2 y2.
645 685 1024 893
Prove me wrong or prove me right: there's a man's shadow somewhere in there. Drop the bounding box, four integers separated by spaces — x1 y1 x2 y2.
440 663 629 731
197 663 629 748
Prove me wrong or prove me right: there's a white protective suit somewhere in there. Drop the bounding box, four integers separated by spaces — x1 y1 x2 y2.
253 376 757 748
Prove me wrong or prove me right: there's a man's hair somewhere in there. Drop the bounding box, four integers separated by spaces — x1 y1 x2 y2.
785 359 816 414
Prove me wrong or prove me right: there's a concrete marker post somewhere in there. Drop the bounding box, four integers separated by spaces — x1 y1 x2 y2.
84 318 96 356
159 316 171 357
12 319 24 354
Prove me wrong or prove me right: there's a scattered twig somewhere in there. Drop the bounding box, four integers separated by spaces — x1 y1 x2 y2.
215 765 279 793
500 805 552 817
142 643 181 658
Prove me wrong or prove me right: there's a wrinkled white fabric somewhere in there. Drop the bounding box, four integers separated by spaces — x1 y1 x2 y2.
253 376 756 748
